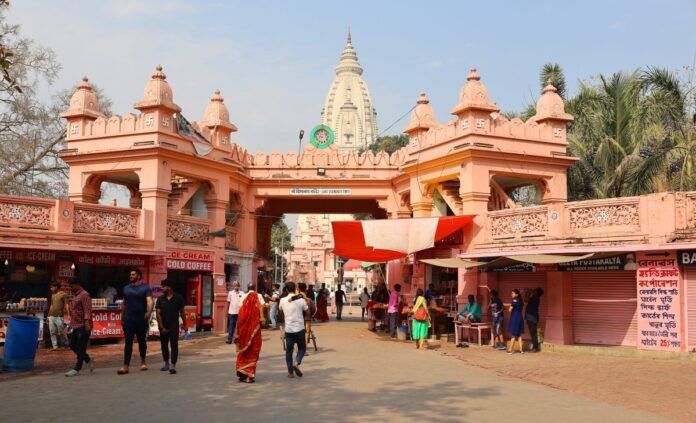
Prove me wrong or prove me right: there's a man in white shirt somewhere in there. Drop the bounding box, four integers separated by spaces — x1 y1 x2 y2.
279 282 308 378
226 281 243 344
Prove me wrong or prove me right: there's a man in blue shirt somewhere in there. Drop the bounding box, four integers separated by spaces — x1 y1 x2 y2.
489 290 505 350
118 268 153 374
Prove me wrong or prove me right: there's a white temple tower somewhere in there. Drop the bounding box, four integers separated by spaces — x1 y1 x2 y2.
320 29 378 153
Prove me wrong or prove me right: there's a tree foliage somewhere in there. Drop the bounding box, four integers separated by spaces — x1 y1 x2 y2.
519 62 696 200
270 220 293 282
0 3 111 198
364 134 408 154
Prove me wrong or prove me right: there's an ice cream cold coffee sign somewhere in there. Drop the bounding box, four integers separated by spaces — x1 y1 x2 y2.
636 252 682 351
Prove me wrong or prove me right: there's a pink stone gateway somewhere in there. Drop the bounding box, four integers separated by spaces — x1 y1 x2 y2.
0 65 693 352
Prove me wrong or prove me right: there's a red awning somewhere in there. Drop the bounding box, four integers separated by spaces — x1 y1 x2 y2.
332 216 475 262
343 259 363 271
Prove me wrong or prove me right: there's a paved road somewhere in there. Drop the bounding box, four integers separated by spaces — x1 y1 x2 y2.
3 318 673 423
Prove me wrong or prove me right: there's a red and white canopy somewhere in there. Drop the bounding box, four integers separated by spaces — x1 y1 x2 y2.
332 216 475 262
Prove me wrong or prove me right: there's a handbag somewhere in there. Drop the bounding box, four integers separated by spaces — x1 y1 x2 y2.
413 307 427 322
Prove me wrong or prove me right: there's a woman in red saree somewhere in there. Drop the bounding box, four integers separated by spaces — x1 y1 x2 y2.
235 286 264 383
314 287 329 322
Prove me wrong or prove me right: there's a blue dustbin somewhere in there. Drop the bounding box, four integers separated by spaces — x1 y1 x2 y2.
3 315 41 372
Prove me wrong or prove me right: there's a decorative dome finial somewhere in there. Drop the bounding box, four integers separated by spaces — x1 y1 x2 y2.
152 65 166 80
417 91 430 104
78 76 92 90
543 79 557 93
467 67 480 81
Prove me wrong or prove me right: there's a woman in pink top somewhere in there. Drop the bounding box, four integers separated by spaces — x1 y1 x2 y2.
388 284 402 338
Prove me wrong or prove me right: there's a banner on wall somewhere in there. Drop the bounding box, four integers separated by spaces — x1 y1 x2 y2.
75 253 147 268
557 254 635 271
636 251 682 351
677 250 696 266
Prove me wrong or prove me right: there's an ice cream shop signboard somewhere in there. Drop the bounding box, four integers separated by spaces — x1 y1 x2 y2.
166 250 214 272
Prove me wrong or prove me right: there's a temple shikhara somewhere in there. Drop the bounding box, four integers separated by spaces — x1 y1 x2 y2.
290 31 378 290
2 52 696 352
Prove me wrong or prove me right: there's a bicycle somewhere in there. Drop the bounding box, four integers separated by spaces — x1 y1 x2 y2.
280 323 318 352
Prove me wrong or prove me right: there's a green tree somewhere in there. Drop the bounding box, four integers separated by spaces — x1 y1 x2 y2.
565 67 692 199
270 220 293 283
364 134 409 154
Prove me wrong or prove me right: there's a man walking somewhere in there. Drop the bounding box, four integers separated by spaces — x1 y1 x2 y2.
65 278 93 377
226 281 243 343
156 279 186 374
334 284 347 320
525 288 544 352
279 282 308 379
48 281 69 350
118 268 153 374
388 284 401 338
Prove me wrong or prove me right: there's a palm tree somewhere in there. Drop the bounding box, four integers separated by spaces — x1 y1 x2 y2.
638 65 696 192
521 63 693 199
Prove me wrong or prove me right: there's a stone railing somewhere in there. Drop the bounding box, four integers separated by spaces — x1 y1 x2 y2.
167 215 210 244
0 195 54 230
73 204 139 237
564 197 641 235
225 226 237 250
680 192 696 229
487 206 549 240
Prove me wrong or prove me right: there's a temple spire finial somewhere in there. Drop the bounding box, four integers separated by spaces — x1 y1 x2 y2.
347 26 352 45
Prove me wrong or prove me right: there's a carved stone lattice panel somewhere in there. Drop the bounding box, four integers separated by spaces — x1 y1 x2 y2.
225 228 237 249
688 195 696 228
0 201 51 228
568 203 639 231
74 208 138 236
489 209 548 238
167 219 209 244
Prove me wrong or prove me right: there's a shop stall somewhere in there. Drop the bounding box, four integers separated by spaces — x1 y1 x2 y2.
166 250 215 331
0 248 150 345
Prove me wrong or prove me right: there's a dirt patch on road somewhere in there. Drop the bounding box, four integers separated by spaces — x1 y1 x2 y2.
438 343 695 423
358 323 694 423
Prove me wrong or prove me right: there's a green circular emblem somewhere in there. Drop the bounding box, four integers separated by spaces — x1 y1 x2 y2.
310 124 334 149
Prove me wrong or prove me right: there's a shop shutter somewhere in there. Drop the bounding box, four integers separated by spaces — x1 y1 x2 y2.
498 273 548 340
572 271 637 346
686 268 696 351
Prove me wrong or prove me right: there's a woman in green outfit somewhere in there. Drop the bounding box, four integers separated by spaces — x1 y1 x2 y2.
411 288 430 349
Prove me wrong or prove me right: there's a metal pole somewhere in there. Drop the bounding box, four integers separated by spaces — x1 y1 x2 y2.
274 247 278 283
280 235 284 285
297 130 305 165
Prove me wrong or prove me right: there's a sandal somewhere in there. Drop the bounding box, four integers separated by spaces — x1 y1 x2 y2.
117 367 129 375
245 378 255 383
140 364 148 371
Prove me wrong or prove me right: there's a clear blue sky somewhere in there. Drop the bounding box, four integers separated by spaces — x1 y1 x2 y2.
10 0 696 152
